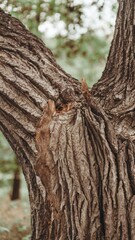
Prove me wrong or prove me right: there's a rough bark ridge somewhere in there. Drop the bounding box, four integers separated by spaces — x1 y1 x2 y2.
0 0 134 239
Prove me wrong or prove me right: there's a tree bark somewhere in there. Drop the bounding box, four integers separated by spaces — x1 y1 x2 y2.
0 0 134 239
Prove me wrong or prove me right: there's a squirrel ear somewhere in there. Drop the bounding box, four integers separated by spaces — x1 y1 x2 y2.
47 100 56 116
81 78 89 94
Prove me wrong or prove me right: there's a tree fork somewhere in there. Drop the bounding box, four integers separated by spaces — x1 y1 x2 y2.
0 1 135 239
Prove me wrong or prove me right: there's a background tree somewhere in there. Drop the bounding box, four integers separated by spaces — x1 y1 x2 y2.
0 0 135 240
0 132 21 200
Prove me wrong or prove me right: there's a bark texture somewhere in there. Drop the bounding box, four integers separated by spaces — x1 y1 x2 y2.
0 0 135 239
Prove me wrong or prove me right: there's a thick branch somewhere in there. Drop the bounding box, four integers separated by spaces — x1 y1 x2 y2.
92 0 135 111
91 0 135 140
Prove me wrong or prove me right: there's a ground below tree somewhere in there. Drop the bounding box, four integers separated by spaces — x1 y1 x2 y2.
0 195 30 240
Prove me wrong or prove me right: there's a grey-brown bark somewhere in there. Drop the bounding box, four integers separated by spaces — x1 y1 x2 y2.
0 0 135 239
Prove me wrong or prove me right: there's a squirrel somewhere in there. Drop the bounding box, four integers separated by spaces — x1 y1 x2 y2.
36 100 56 154
35 100 56 188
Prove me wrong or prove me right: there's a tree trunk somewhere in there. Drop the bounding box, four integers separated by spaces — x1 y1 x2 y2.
10 160 21 201
0 0 134 238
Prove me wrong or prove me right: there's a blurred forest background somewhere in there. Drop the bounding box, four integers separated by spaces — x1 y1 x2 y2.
0 0 117 239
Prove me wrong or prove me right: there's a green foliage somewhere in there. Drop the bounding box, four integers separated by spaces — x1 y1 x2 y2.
1 0 83 37
1 0 117 38
47 32 109 86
